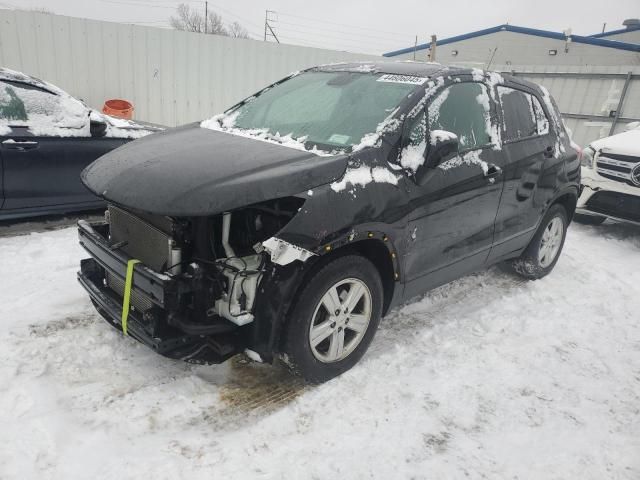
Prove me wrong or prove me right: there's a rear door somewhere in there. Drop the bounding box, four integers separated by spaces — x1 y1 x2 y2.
402 79 505 299
488 84 557 260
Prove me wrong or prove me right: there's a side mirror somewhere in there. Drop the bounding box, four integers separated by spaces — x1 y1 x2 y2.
90 118 108 137
426 130 459 168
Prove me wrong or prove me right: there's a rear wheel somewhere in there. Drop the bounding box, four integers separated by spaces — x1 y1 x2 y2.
507 204 568 280
574 213 606 225
282 255 383 383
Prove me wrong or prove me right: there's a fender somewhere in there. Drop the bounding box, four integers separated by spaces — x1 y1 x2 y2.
248 225 404 361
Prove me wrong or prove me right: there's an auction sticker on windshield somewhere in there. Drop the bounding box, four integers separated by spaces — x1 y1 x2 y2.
377 74 427 85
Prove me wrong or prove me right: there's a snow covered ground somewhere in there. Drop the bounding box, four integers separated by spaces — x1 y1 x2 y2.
0 221 639 479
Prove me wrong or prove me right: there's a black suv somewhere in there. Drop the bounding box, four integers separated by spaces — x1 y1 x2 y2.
77 62 580 382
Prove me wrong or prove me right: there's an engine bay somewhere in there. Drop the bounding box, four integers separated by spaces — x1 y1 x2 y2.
106 197 305 328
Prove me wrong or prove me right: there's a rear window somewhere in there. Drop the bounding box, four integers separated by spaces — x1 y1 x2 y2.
498 86 550 142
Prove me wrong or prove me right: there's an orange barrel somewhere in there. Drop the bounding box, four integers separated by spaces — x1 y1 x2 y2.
102 99 134 119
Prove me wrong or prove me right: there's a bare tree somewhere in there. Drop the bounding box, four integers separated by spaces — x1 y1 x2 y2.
170 4 227 35
29 7 53 14
227 21 250 39
169 4 251 38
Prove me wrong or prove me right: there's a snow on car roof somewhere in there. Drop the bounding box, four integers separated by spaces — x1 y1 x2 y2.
315 60 452 78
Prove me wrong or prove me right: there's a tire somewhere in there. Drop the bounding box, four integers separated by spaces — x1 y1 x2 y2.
574 213 606 225
508 204 569 280
282 255 383 383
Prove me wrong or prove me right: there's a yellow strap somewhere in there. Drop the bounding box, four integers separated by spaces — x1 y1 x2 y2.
121 259 141 336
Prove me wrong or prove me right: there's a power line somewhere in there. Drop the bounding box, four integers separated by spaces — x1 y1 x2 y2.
276 11 416 39
275 19 412 44
275 24 404 51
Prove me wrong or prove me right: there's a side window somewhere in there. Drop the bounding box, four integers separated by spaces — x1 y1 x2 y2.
530 95 550 135
498 86 550 141
0 80 87 130
0 81 28 122
428 82 492 150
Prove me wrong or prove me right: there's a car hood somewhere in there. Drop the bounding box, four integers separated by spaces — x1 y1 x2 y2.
82 124 348 216
591 128 640 158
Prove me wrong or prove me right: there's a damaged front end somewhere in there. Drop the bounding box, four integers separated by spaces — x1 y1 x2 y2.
77 197 314 364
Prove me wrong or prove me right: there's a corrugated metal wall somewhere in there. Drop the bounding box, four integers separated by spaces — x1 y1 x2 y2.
1 10 638 147
0 9 379 127
493 64 640 147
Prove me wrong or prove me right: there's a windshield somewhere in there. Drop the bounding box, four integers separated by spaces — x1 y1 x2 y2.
216 71 421 151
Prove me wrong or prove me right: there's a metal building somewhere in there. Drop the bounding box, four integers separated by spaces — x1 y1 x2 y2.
383 22 640 146
383 22 640 67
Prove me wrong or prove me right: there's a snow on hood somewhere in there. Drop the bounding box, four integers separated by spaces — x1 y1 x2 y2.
82 124 349 216
590 127 640 157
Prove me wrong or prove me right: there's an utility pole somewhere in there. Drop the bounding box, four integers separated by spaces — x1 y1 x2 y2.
264 10 279 43
413 35 418 60
204 1 208 34
428 35 437 62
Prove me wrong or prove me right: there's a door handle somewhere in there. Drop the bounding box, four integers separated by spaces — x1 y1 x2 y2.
484 163 502 177
484 163 502 184
2 139 39 151
543 146 554 158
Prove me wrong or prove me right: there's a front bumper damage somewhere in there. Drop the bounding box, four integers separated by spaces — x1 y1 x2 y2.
77 220 239 363
577 167 640 225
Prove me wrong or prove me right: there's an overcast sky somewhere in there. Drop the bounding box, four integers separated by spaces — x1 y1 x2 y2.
4 0 639 55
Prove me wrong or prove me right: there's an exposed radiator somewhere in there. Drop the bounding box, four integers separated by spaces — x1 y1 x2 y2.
106 271 154 312
108 205 177 272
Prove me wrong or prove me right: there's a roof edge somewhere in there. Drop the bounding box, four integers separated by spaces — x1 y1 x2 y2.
383 24 640 57
590 26 640 38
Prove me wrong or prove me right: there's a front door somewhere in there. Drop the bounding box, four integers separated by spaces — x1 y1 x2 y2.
401 79 505 299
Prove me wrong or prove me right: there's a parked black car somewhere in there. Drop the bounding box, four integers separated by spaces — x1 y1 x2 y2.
0 68 162 221
77 62 580 382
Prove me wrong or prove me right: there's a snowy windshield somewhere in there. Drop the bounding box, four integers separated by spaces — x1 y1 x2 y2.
217 71 419 150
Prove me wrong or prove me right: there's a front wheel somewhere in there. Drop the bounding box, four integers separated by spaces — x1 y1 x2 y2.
282 255 383 383
507 204 568 280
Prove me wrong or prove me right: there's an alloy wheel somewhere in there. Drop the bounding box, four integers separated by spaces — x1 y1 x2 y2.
308 278 372 363
538 216 564 268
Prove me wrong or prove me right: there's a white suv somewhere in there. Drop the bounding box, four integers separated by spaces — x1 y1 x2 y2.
576 124 640 226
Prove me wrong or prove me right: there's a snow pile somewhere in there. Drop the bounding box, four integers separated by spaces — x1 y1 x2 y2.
439 149 489 175
398 130 458 174
330 165 400 193
1 222 639 479
400 141 427 173
351 108 403 153
430 129 457 144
